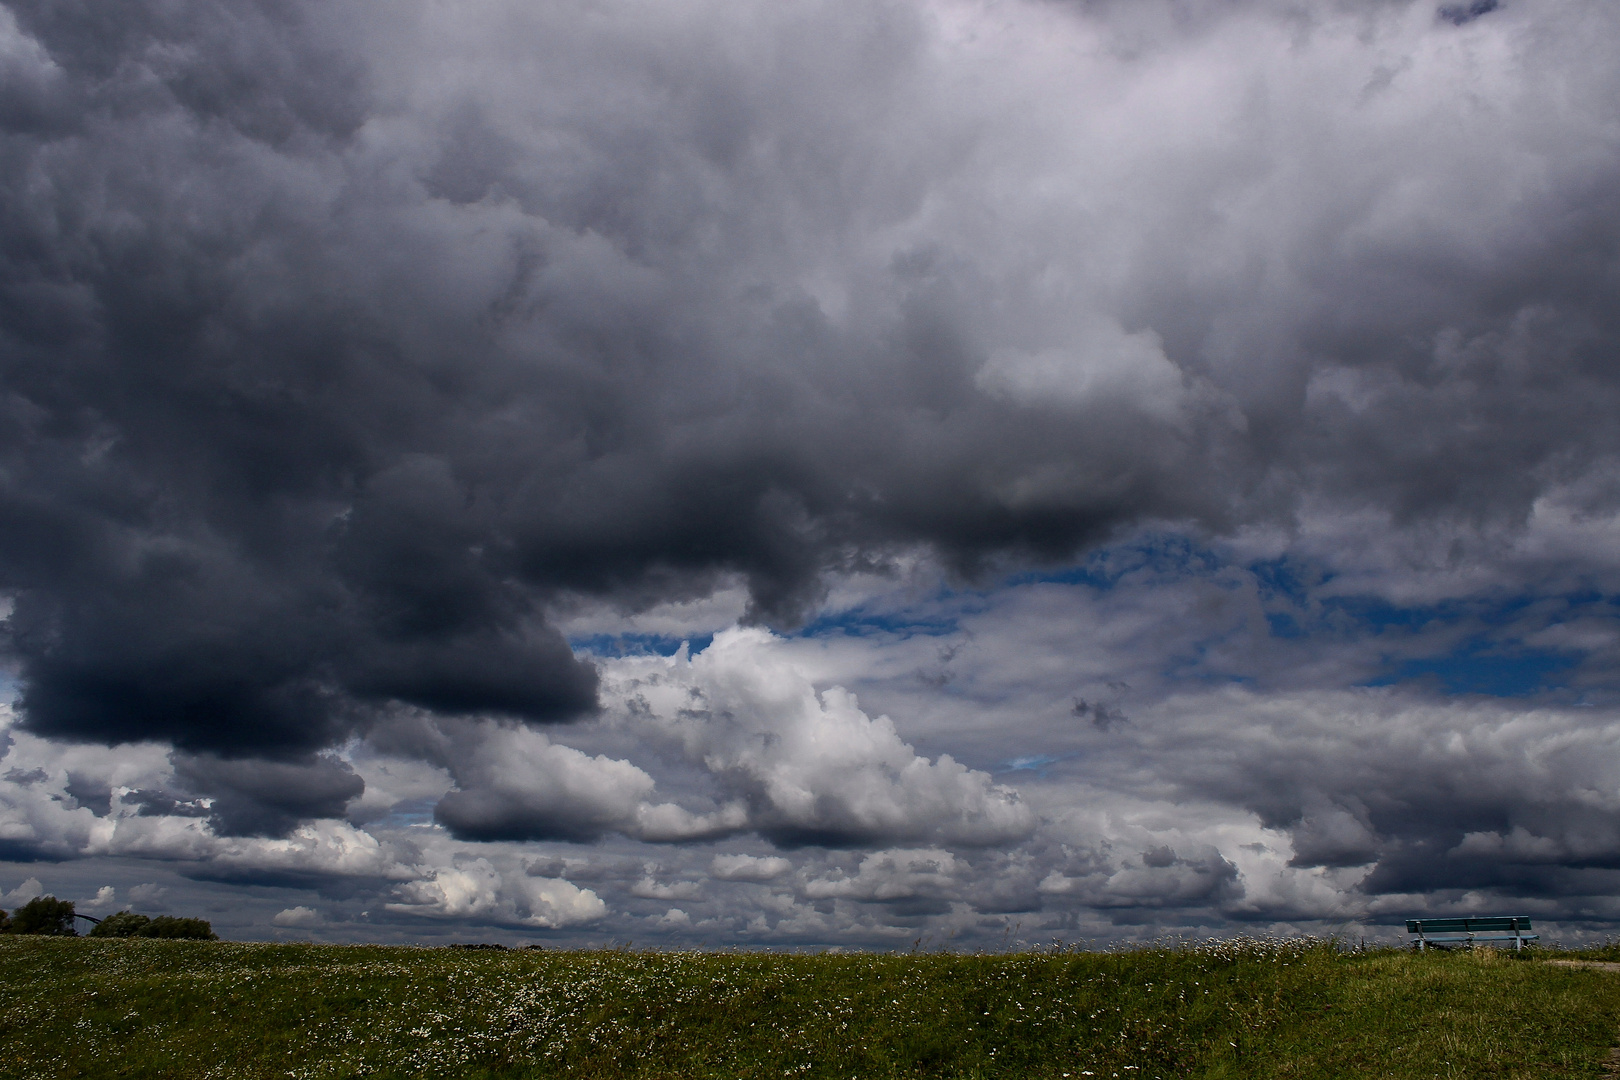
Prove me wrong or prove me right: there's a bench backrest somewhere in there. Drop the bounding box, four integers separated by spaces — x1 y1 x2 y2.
1406 917 1533 934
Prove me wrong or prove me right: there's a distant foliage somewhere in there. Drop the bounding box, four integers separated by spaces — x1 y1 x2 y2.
10 896 78 936
0 908 10 932
86 911 216 940
142 916 217 940
88 911 152 937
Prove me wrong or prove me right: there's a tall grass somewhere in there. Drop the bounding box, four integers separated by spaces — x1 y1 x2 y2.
3 935 1618 1079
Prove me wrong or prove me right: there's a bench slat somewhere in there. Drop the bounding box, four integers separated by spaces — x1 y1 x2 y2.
1406 917 1533 933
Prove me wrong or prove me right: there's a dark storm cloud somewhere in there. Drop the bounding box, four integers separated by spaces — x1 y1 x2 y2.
1440 1 1499 26
0 0 1203 761
427 722 658 843
0 0 1616 864
62 770 109 815
0 838 55 862
122 787 211 818
171 752 364 837
1145 692 1620 907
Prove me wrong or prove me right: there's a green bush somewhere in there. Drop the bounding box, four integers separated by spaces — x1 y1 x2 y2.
0 907 10 932
83 910 216 940
88 911 152 938
140 916 217 940
10 896 77 936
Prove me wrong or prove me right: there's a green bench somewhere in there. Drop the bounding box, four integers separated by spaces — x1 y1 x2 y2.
1406 916 1538 952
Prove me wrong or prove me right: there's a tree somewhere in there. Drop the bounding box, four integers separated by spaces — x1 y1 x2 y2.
141 916 217 940
11 896 78 935
82 909 218 940
0 908 10 932
88 911 152 938
87 911 217 940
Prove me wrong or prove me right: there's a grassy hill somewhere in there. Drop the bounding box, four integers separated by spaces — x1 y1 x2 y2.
3 936 1618 1079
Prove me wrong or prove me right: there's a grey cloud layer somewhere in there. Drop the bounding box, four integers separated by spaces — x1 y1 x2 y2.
10 597 1620 945
2 0 1619 944
2 0 1617 768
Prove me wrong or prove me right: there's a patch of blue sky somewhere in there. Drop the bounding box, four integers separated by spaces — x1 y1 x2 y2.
993 533 1606 695
1322 590 1612 640
1265 611 1306 639
1314 595 1439 634
800 529 1618 685
1054 536 1610 647
1366 644 1582 697
786 533 1246 631
376 797 440 830
1002 531 1228 592
570 632 714 658
1280 590 1607 695
792 602 961 641
1248 554 1330 606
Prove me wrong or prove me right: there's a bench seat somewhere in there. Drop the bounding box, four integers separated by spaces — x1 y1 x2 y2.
1406 916 1538 951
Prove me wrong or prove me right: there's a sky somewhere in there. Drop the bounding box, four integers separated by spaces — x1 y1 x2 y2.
1 0 1619 948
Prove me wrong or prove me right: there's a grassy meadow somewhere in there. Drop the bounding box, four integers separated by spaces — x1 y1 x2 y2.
4 936 1620 1079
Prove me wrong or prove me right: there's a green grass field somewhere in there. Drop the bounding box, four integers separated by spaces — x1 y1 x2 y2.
4 936 1619 1079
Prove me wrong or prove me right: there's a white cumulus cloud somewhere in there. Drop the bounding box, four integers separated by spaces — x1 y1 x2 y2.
605 627 1035 848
